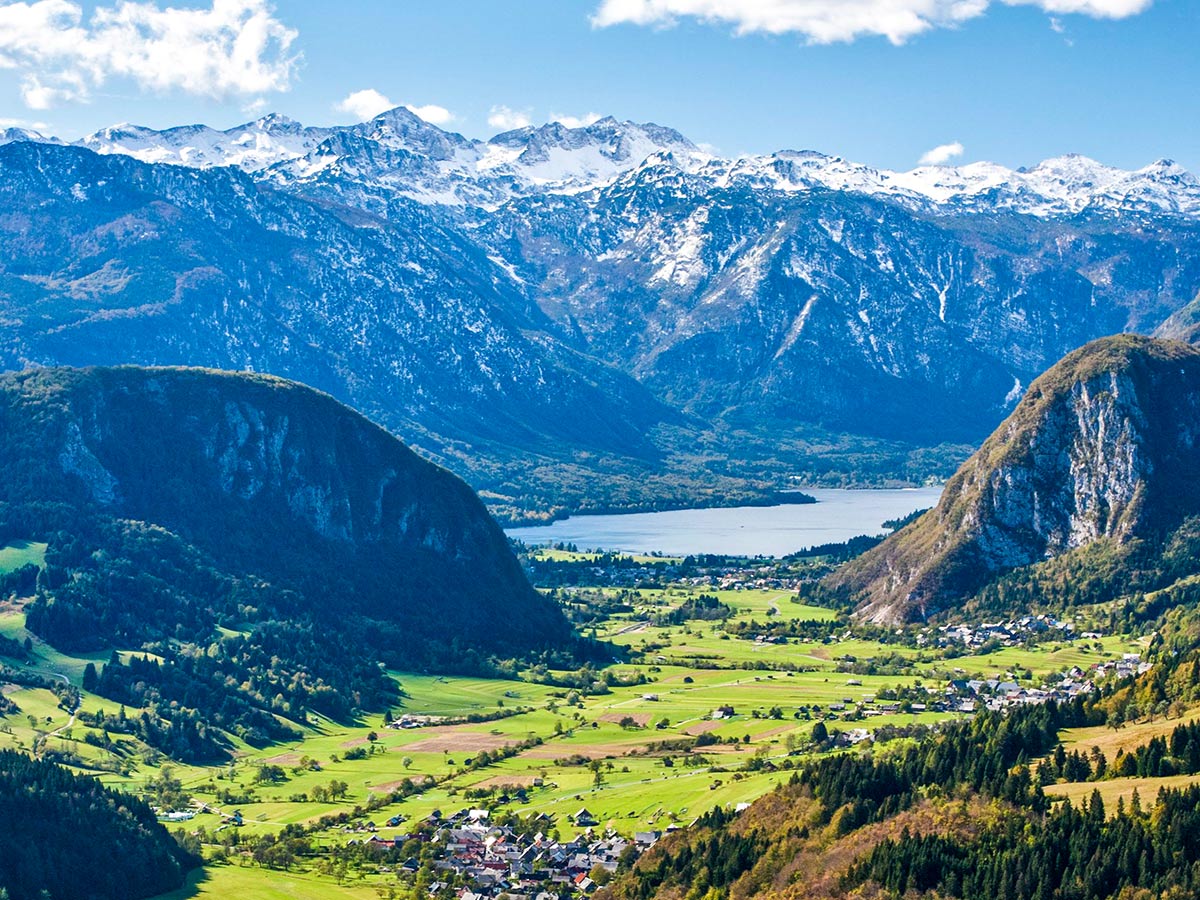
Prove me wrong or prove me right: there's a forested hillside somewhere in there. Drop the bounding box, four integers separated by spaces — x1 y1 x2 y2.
0 365 595 760
0 750 196 900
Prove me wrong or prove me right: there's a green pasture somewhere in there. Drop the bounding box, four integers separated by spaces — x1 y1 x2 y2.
0 540 46 575
157 863 382 899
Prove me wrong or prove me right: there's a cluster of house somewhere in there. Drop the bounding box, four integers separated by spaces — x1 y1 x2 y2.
1092 654 1152 681
924 615 1091 648
712 571 796 592
388 714 450 730
352 807 662 899
938 652 1150 712
823 652 1151 736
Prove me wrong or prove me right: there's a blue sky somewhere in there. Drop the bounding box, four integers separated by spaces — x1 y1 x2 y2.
0 0 1195 171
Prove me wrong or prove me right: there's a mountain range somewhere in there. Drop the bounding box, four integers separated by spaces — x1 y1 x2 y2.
4 109 1200 520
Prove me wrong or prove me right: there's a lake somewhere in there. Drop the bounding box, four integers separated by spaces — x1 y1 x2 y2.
505 487 944 557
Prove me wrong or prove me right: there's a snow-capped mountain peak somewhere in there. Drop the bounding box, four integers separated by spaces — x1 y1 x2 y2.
24 109 1197 219
81 116 332 172
0 127 59 146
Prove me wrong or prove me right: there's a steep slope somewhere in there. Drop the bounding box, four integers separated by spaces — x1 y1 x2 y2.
485 161 1200 442
0 366 597 758
0 141 672 486
828 336 1200 623
0 365 571 657
1154 291 1200 343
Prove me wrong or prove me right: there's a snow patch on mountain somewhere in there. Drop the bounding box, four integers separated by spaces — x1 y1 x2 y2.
81 115 332 172
4 107 1195 219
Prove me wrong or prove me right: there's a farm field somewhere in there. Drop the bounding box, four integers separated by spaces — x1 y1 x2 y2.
0 581 1142 839
0 542 1157 899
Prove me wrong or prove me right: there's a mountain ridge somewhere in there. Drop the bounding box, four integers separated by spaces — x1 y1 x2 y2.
7 107 1198 218
2 116 1200 522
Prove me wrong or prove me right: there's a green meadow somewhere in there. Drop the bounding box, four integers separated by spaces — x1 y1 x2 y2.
0 541 1153 898
0 540 46 574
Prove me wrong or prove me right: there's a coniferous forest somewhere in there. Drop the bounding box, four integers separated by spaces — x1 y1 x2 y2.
0 751 196 900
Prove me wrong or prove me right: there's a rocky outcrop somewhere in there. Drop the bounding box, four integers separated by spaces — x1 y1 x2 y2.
829 336 1200 623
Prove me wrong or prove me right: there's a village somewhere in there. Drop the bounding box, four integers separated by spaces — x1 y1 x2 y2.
927 614 1098 650
347 806 662 900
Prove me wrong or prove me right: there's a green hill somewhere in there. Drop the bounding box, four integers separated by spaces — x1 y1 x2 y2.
0 366 585 758
0 750 196 900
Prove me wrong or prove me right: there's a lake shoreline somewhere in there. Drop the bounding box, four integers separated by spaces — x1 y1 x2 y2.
505 487 944 558
493 487 817 529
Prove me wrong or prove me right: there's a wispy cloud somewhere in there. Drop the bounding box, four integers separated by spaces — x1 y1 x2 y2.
335 89 455 125
551 111 602 129
1004 0 1151 16
919 141 965 166
591 0 1152 44
336 88 394 120
406 103 454 125
0 0 299 109
488 104 532 130
0 115 49 130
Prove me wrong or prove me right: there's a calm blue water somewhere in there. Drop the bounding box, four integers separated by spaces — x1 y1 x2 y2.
505 487 943 558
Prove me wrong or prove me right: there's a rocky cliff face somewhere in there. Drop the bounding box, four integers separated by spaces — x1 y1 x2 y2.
0 365 573 656
829 336 1200 623
0 142 670 469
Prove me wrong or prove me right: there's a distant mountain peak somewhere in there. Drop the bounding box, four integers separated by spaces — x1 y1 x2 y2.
39 110 1200 218
0 126 56 145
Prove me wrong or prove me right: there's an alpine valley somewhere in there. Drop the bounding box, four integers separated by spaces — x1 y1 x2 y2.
4 110 1200 522
8 106 1200 900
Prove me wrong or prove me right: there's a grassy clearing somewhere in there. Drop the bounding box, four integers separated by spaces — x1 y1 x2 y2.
0 540 46 574
1046 774 1200 812
157 863 380 899
1057 707 1200 760
0 610 111 680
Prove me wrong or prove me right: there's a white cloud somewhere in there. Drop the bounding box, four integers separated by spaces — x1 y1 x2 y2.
551 111 602 129
407 103 454 125
335 90 455 125
0 114 47 129
1003 0 1151 15
0 0 298 109
591 0 1151 44
488 104 532 130
918 140 964 166
335 88 395 120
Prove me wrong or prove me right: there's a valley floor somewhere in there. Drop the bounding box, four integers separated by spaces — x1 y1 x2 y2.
0 545 1159 898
